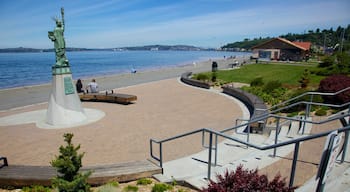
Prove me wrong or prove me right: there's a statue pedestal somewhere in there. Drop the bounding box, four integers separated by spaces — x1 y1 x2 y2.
46 66 87 126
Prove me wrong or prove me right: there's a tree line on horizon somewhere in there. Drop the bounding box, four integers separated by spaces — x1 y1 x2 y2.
222 25 350 52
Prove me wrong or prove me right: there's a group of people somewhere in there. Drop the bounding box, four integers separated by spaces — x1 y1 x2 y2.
76 79 98 93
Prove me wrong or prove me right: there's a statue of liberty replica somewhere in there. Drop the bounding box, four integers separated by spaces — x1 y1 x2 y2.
46 8 87 126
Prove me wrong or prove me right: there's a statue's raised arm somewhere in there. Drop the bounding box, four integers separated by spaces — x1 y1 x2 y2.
61 7 65 31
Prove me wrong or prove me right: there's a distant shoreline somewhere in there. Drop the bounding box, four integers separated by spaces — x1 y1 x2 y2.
0 45 230 53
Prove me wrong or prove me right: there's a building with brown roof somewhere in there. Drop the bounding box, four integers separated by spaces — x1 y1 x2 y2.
252 37 311 61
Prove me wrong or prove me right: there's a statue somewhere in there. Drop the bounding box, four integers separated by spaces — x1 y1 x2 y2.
48 8 68 67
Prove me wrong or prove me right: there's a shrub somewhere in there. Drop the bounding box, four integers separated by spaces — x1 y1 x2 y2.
211 72 217 82
123 185 138 192
318 74 350 104
22 185 51 192
51 133 91 192
263 80 282 92
194 73 210 81
151 183 173 192
201 165 296 192
319 55 334 68
315 108 327 116
137 178 152 185
250 77 264 87
107 181 119 187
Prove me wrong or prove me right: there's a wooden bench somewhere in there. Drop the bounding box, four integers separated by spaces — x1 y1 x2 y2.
0 160 161 187
79 92 137 104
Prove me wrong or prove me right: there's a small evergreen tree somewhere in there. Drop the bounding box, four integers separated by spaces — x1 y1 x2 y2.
298 69 310 88
51 133 91 192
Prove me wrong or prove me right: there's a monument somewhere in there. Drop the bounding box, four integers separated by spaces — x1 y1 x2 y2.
46 8 87 126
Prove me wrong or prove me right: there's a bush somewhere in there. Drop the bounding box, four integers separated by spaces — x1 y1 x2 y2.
22 185 51 192
250 77 264 87
51 133 91 192
151 183 173 192
123 185 138 192
201 165 296 192
137 178 152 185
318 74 350 104
315 108 327 116
194 73 210 81
263 80 282 92
319 55 334 68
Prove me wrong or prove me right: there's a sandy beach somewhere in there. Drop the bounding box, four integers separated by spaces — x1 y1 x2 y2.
0 57 247 166
0 57 247 111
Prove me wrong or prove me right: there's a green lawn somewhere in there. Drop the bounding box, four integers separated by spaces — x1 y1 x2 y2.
212 63 323 88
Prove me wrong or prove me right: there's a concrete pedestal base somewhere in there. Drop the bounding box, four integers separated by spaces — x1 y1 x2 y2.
46 73 87 126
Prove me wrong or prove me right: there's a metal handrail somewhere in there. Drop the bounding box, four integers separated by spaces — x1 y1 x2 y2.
150 115 350 187
268 86 350 111
150 87 350 187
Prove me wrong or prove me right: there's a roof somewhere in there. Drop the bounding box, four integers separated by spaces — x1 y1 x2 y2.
252 37 311 51
293 41 311 50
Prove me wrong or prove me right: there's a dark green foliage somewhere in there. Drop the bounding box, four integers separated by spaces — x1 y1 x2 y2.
51 133 91 192
151 183 173 192
319 55 335 68
263 80 282 92
22 185 51 192
222 25 350 52
123 185 138 192
222 37 272 50
317 52 350 75
315 108 327 116
299 69 310 88
250 77 264 87
318 74 350 104
136 178 152 185
201 165 296 192
211 72 217 82
194 73 210 81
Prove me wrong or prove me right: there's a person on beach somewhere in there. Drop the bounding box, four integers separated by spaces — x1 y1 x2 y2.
76 79 83 93
86 79 98 93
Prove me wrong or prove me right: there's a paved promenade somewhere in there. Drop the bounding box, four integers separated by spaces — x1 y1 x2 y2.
0 78 244 166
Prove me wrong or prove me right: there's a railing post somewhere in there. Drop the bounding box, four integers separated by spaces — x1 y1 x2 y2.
159 143 163 168
207 131 213 180
341 130 349 163
247 123 250 148
215 134 218 166
273 117 280 157
289 142 300 187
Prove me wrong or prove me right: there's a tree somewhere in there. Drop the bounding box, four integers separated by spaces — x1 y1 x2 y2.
298 69 310 88
51 133 91 192
318 74 350 104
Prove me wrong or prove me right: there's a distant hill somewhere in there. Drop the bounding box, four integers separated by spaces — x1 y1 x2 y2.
222 24 350 52
120 45 204 51
0 45 211 53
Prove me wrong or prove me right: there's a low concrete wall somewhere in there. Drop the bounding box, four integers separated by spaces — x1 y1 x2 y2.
180 72 211 89
222 85 268 119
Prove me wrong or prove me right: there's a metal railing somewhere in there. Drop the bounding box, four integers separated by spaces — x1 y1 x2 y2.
150 87 350 187
151 113 350 187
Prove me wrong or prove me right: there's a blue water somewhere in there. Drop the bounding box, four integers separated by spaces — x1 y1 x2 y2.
0 51 249 89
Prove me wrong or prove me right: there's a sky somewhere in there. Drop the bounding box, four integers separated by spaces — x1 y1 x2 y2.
0 0 349 49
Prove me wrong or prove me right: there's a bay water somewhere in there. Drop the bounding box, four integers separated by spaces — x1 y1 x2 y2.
0 50 249 89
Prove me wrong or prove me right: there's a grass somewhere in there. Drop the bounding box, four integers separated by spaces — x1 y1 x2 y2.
200 63 323 88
